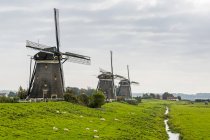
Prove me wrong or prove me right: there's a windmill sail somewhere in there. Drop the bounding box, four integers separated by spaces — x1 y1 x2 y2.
63 52 91 65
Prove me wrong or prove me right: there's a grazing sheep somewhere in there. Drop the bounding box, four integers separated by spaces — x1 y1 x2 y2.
62 111 67 114
56 110 60 113
93 130 98 132
53 127 58 131
93 135 99 138
100 118 105 121
64 128 69 131
86 128 90 130
114 118 119 121
80 115 84 118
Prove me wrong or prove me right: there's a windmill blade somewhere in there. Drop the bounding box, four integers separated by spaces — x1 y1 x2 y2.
54 8 65 93
63 52 91 65
114 74 126 80
99 68 109 73
131 81 139 85
54 8 60 52
26 40 55 53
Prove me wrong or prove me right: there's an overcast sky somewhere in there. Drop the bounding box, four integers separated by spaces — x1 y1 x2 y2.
1 0 210 94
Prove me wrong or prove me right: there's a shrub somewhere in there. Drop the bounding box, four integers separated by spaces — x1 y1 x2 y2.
89 91 105 108
125 99 139 105
134 96 142 103
64 93 78 103
0 96 19 103
77 94 89 106
117 96 125 102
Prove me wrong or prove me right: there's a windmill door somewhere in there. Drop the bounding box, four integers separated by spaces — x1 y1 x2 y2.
43 89 48 99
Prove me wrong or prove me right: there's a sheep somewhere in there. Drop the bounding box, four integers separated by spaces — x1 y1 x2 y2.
86 128 90 130
56 110 60 113
93 130 98 132
53 127 58 131
93 135 99 138
64 128 69 131
100 118 105 121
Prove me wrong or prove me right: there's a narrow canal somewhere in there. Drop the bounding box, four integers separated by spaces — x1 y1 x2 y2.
164 107 180 140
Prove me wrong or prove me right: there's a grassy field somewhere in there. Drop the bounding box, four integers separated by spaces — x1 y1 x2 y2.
169 101 210 140
0 100 168 140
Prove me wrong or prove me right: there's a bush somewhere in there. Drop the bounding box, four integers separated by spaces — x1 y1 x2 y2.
0 96 19 103
89 91 105 108
117 96 125 102
64 93 78 103
77 94 89 106
125 99 139 105
134 96 142 103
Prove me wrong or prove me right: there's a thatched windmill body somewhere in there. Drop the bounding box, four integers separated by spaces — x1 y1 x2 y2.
117 65 139 99
26 8 91 99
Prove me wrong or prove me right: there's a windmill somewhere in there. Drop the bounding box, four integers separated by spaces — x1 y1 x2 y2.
96 51 125 100
117 65 139 99
26 8 91 99
97 68 125 100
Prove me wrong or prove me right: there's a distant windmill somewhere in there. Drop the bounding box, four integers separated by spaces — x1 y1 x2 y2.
117 65 139 99
97 51 125 100
26 8 91 99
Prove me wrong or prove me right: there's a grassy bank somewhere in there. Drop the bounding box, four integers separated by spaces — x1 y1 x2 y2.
0 100 167 140
169 102 210 140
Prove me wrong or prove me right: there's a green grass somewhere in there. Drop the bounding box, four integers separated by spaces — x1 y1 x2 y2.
169 102 210 140
0 100 168 140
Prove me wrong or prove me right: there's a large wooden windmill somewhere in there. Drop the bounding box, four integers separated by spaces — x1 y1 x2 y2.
26 8 91 99
117 65 139 99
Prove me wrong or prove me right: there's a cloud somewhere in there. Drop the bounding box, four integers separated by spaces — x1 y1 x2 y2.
0 0 210 93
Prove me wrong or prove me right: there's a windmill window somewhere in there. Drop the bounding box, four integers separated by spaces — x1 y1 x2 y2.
54 75 57 80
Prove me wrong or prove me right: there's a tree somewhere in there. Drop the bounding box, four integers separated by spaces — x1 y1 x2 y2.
64 93 78 103
162 92 174 100
156 94 161 99
8 91 16 97
77 94 89 106
89 90 105 108
149 93 156 99
177 96 181 100
17 86 27 99
65 87 79 95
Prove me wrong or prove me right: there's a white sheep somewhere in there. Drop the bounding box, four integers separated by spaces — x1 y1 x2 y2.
53 127 58 131
64 128 69 131
93 130 98 132
100 118 105 121
86 128 90 130
94 135 99 138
